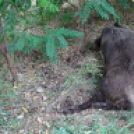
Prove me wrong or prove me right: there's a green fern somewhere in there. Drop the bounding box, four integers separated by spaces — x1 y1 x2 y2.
43 28 83 62
75 0 120 24
9 33 42 54
9 28 83 62
62 12 73 23
118 0 130 9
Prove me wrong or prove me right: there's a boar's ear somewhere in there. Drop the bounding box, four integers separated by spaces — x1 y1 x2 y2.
94 37 101 48
114 22 122 28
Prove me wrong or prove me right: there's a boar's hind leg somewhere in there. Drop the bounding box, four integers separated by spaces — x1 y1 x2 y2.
62 91 107 115
92 102 117 110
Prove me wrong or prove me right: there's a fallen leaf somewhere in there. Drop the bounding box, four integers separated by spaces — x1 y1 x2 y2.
36 87 44 93
24 57 28 62
20 82 26 86
30 77 35 81
37 117 43 123
62 91 67 95
17 115 24 119
33 96 37 100
43 96 47 101
37 26 41 28
21 11 24 16
43 102 47 105
25 92 29 97
22 107 28 113
46 114 50 117
45 130 49 134
18 130 25 133
14 85 18 89
5 105 13 110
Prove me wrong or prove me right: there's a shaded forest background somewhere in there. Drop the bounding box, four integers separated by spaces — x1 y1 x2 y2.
1 0 134 134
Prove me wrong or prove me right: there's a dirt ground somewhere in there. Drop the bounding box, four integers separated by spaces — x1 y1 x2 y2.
2 14 134 133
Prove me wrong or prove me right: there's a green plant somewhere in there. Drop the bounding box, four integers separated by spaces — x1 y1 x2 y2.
0 0 33 79
44 28 83 62
39 0 59 12
0 0 83 64
8 28 83 62
75 0 120 24
118 0 130 9
62 11 73 23
8 32 43 54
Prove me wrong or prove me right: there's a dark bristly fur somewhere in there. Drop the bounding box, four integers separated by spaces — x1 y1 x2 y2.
63 22 134 115
114 21 122 28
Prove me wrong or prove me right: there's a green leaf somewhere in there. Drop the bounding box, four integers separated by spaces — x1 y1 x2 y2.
39 0 59 12
57 35 68 48
46 35 55 58
0 0 3 5
76 0 120 24
8 41 16 54
94 4 109 19
15 39 25 51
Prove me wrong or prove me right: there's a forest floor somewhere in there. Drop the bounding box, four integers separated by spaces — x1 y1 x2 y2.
1 15 134 134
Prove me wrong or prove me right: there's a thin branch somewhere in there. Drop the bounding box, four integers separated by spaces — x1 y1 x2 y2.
0 14 8 53
0 14 17 80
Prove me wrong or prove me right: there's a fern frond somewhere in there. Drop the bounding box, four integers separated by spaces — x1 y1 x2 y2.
93 4 109 19
57 28 84 38
9 28 83 62
25 34 42 49
118 0 130 9
56 35 68 48
43 28 83 62
75 1 93 24
9 32 42 54
46 35 55 58
100 0 119 19
76 0 120 24
15 39 25 51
